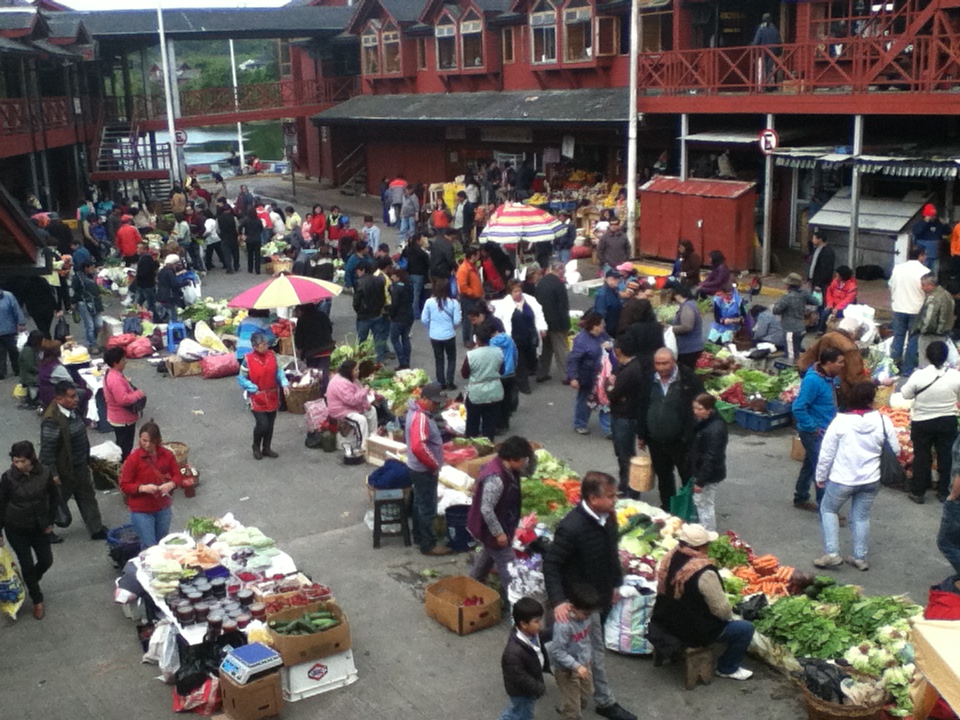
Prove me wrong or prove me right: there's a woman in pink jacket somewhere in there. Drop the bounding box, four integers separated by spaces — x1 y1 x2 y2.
102 346 146 461
325 359 378 448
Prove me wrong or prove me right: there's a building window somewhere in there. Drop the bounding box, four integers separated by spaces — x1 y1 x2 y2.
563 0 592 62
417 37 427 70
596 15 619 56
436 16 457 70
461 11 483 68
502 27 514 63
361 23 380 75
278 39 292 78
383 23 401 74
530 0 557 64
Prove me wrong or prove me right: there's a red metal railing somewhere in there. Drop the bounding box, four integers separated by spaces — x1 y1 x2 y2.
637 35 960 97
108 77 359 122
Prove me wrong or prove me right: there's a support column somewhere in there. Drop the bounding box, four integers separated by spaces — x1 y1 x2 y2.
625 0 640 254
139 48 153 119
679 113 689 181
789 166 799 249
848 114 864 268
166 39 185 175
761 113 775 276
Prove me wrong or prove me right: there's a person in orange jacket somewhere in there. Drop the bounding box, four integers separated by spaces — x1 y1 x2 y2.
456 247 485 347
818 265 858 333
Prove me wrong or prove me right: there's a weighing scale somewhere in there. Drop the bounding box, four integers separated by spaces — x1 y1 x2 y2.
219 643 282 685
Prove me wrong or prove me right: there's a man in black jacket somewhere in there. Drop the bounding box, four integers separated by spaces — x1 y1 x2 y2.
216 199 240 273
807 227 835 298
607 336 646 498
636 348 705 509
544 472 637 720
353 262 387 362
535 261 570 383
429 230 457 281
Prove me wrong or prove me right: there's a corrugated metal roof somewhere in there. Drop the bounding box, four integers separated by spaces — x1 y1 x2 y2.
313 87 628 124
809 195 921 234
639 176 756 199
0 35 34 54
0 8 36 32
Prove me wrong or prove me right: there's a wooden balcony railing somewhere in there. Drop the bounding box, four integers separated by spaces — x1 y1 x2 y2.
0 98 30 135
637 35 960 97
0 95 74 136
106 77 359 123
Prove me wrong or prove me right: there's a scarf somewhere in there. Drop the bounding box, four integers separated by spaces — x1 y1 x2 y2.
656 545 715 600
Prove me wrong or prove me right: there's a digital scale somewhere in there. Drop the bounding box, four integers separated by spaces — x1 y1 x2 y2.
219 643 282 685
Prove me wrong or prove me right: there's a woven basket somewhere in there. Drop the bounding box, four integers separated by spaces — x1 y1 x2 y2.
286 382 320 414
272 258 293 274
165 441 190 467
628 452 654 492
802 683 884 720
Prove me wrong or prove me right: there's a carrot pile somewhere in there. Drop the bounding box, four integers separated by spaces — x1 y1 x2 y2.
732 555 795 598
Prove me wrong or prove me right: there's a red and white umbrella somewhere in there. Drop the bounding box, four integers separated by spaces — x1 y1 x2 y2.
227 273 341 310
479 202 565 244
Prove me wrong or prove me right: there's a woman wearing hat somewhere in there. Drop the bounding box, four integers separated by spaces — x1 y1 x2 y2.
773 273 816 358
650 523 754 681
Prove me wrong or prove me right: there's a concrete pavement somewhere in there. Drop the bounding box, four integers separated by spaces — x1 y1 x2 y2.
0 250 948 720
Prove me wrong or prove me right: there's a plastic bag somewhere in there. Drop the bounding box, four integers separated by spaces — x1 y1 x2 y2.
177 338 208 361
143 619 173 664
53 316 70 343
663 326 678 358
172 676 220 715
604 579 657 655
948 340 960 370
182 281 202 307
15 330 28 351
53 486 72 528
199 353 239 379
106 333 137 349
303 398 329 432
193 321 228 354
388 205 397 225
0 545 26 619
125 336 154 359
669 480 698 523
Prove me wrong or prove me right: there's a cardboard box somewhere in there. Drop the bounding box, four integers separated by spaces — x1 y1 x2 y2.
277 336 294 356
267 600 351 666
366 435 407 467
165 356 202 377
425 575 502 635
219 670 283 720
791 435 805 462
281 649 358 702
454 453 494 480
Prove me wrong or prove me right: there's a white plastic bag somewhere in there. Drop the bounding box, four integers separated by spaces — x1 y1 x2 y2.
142 619 172 664
15 331 28 351
663 326 678 358
176 338 208 361
182 280 201 306
604 577 657 655
388 206 397 225
948 340 960 369
90 440 123 464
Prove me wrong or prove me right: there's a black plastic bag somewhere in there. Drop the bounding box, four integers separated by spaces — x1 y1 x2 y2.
734 593 769 622
53 316 70 343
798 658 847 703
174 642 221 695
305 430 324 449
53 488 72 528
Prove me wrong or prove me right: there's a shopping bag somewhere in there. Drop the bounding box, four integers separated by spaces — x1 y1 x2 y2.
879 420 906 489
15 330 28 351
669 480 699 523
53 487 72 528
303 397 329 432
663 326 678 358
388 205 397 226
53 316 70 342
106 333 137 349
199 353 239 379
125 336 154 359
604 582 657 655
0 545 26 619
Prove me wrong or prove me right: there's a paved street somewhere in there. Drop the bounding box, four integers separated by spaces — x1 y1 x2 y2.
0 188 951 720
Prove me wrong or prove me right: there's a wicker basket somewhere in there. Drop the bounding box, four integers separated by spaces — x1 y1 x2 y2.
286 382 321 414
165 441 190 467
629 452 654 492
272 258 293 274
802 686 884 720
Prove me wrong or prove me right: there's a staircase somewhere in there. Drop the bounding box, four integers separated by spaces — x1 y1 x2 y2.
89 122 173 187
336 144 367 197
139 177 174 212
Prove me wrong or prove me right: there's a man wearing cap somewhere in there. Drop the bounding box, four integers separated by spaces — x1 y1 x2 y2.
597 219 630 276
115 214 141 267
913 273 955 369
650 524 754 681
405 384 452 556
773 272 816 359
913 204 949 273
594 270 623 336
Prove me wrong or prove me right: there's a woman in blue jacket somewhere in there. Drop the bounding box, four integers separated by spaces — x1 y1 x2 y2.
566 310 612 436
421 276 461 389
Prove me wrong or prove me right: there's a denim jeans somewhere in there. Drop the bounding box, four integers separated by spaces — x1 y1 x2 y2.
716 620 755 674
410 469 439 552
936 499 960 576
130 506 173 550
77 301 102 348
409 274 425 317
795 430 825 506
357 316 390 362
399 215 416 241
890 311 917 368
557 248 571 264
610 416 637 493
820 480 879 560
499 695 536 720
431 337 457 386
389 319 413 367
574 386 611 436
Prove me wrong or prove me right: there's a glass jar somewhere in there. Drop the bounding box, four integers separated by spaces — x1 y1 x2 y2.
236 613 252 629
193 602 210 623
236 589 254 607
248 602 266 621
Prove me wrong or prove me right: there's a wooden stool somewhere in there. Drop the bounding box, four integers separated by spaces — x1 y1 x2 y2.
683 646 717 690
372 488 411 549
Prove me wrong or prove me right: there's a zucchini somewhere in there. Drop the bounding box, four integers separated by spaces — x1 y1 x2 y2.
311 618 339 631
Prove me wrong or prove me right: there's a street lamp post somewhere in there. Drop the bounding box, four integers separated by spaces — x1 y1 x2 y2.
626 0 641 254
156 2 181 183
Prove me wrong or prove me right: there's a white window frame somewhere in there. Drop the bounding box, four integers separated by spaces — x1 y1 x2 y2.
460 13 484 69
361 23 381 75
436 15 458 71
530 2 558 65
382 25 402 74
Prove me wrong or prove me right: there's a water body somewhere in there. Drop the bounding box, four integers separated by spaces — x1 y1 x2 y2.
153 121 283 168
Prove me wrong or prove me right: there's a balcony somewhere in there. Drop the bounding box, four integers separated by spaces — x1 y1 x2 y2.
636 35 960 116
1 96 73 136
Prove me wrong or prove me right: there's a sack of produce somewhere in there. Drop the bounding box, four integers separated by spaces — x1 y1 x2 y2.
124 336 154 359
106 333 137 349
200 353 240 379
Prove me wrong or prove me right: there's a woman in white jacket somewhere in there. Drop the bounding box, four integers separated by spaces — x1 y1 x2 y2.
814 381 899 571
492 279 547 394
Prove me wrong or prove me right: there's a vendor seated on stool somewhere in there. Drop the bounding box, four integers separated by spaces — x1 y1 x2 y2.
650 524 755 681
749 305 786 352
325 359 378 449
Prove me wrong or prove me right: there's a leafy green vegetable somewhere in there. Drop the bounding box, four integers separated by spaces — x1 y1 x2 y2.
520 478 568 517
530 449 578 481
707 536 749 568
755 596 857 659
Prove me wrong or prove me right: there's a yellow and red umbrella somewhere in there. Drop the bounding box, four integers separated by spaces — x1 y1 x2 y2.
227 273 341 310
479 202 565 244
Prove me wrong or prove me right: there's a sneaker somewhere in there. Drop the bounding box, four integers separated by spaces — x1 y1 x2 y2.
422 545 453 557
575 427 590 435
813 553 843 568
595 703 637 720
846 557 869 571
716 667 753 681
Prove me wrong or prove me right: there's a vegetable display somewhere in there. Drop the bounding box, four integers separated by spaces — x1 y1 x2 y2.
269 610 340 636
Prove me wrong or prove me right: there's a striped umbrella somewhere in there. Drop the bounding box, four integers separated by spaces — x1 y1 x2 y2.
227 273 341 310
479 202 565 244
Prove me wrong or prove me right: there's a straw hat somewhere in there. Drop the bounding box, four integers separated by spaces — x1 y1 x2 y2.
784 272 803 287
678 524 719 547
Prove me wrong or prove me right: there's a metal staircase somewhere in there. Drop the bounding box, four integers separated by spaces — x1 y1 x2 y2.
337 144 367 197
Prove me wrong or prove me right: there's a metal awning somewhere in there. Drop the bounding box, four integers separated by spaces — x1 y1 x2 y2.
683 128 807 147
776 146 960 178
0 36 35 55
810 194 921 235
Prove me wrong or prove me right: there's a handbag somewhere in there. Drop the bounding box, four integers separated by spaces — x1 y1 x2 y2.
879 416 906 489
53 487 72 528
53 316 70 343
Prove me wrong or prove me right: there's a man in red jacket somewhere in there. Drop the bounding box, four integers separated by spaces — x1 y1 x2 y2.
115 215 141 266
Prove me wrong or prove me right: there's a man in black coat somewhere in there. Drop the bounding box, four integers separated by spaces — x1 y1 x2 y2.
636 348 705 509
535 261 570 383
807 227 835 298
216 199 240 273
429 230 456 281
607 336 647 497
544 472 637 720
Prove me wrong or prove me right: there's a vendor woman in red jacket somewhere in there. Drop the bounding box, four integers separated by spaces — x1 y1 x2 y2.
818 265 858 333
237 331 290 460
119 421 181 549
